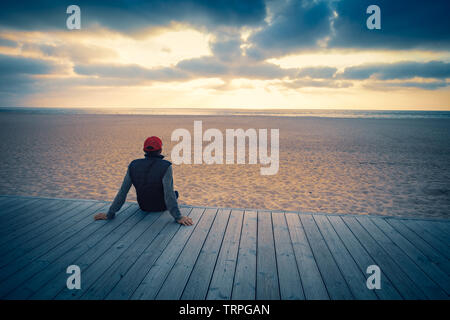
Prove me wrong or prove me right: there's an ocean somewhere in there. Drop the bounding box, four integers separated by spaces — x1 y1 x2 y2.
1 107 450 119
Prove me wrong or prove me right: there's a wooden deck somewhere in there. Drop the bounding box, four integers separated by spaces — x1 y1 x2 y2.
0 195 448 300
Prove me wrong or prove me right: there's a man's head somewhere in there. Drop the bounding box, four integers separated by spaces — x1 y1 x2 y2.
143 136 162 156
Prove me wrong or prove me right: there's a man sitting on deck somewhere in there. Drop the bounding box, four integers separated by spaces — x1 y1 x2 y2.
94 136 194 226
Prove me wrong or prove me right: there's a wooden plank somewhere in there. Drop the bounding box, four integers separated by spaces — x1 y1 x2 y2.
327 216 402 300
0 199 83 240
420 221 450 245
0 198 72 227
386 218 450 275
0 197 27 213
180 209 231 300
355 216 447 299
271 212 304 300
0 198 42 219
368 217 449 297
206 209 244 300
0 195 446 301
435 221 450 236
130 207 206 300
256 211 280 300
54 209 167 300
231 210 257 300
27 204 147 300
0 198 66 235
0 201 102 283
0 196 16 206
156 208 218 300
0 200 96 265
82 210 176 299
313 215 377 300
0 202 123 299
285 213 329 300
300 214 353 299
340 216 424 299
106 207 194 300
402 219 450 260
0 200 86 252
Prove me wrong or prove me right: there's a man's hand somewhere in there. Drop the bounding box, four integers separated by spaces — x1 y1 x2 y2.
94 212 108 220
177 216 193 226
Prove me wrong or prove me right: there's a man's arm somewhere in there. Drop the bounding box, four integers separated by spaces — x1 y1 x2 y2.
94 168 132 220
107 168 132 219
162 165 193 226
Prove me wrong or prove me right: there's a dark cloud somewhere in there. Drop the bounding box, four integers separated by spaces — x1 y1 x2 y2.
0 0 266 31
177 55 297 79
0 54 57 75
364 81 449 91
0 38 17 47
247 0 333 59
339 61 450 80
75 56 297 81
176 57 228 77
236 62 296 79
22 42 119 64
210 34 243 62
248 0 450 59
330 0 450 49
390 81 449 90
1 0 448 60
0 54 59 105
74 63 190 81
297 66 337 79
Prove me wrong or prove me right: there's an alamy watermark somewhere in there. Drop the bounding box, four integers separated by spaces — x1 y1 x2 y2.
366 265 381 290
66 5 81 30
170 121 279 175
366 5 381 30
66 264 81 290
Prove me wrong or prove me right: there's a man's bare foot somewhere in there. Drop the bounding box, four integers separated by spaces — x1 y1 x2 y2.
177 216 194 226
94 212 108 220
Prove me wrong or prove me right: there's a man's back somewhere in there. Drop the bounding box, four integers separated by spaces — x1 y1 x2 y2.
128 156 171 212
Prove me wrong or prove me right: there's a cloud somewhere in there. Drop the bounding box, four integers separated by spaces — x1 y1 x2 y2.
210 33 243 62
297 66 337 79
365 81 449 91
246 0 450 59
282 79 352 89
339 61 450 80
176 57 228 77
22 42 119 64
0 54 60 104
0 38 17 47
0 53 57 75
0 0 266 32
75 56 297 82
74 63 190 81
247 0 333 59
1 0 449 60
330 0 450 50
391 81 449 90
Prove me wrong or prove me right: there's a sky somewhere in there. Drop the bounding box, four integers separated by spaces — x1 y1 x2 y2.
0 0 449 110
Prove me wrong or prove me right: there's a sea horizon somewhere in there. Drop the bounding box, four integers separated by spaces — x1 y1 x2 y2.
1 106 450 119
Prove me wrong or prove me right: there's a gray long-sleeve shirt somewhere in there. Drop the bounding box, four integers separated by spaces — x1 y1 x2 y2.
106 165 182 221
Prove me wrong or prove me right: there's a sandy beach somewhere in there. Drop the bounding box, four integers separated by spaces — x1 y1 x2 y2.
0 112 449 219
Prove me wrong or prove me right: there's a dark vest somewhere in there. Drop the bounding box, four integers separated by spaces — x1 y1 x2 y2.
128 155 171 212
